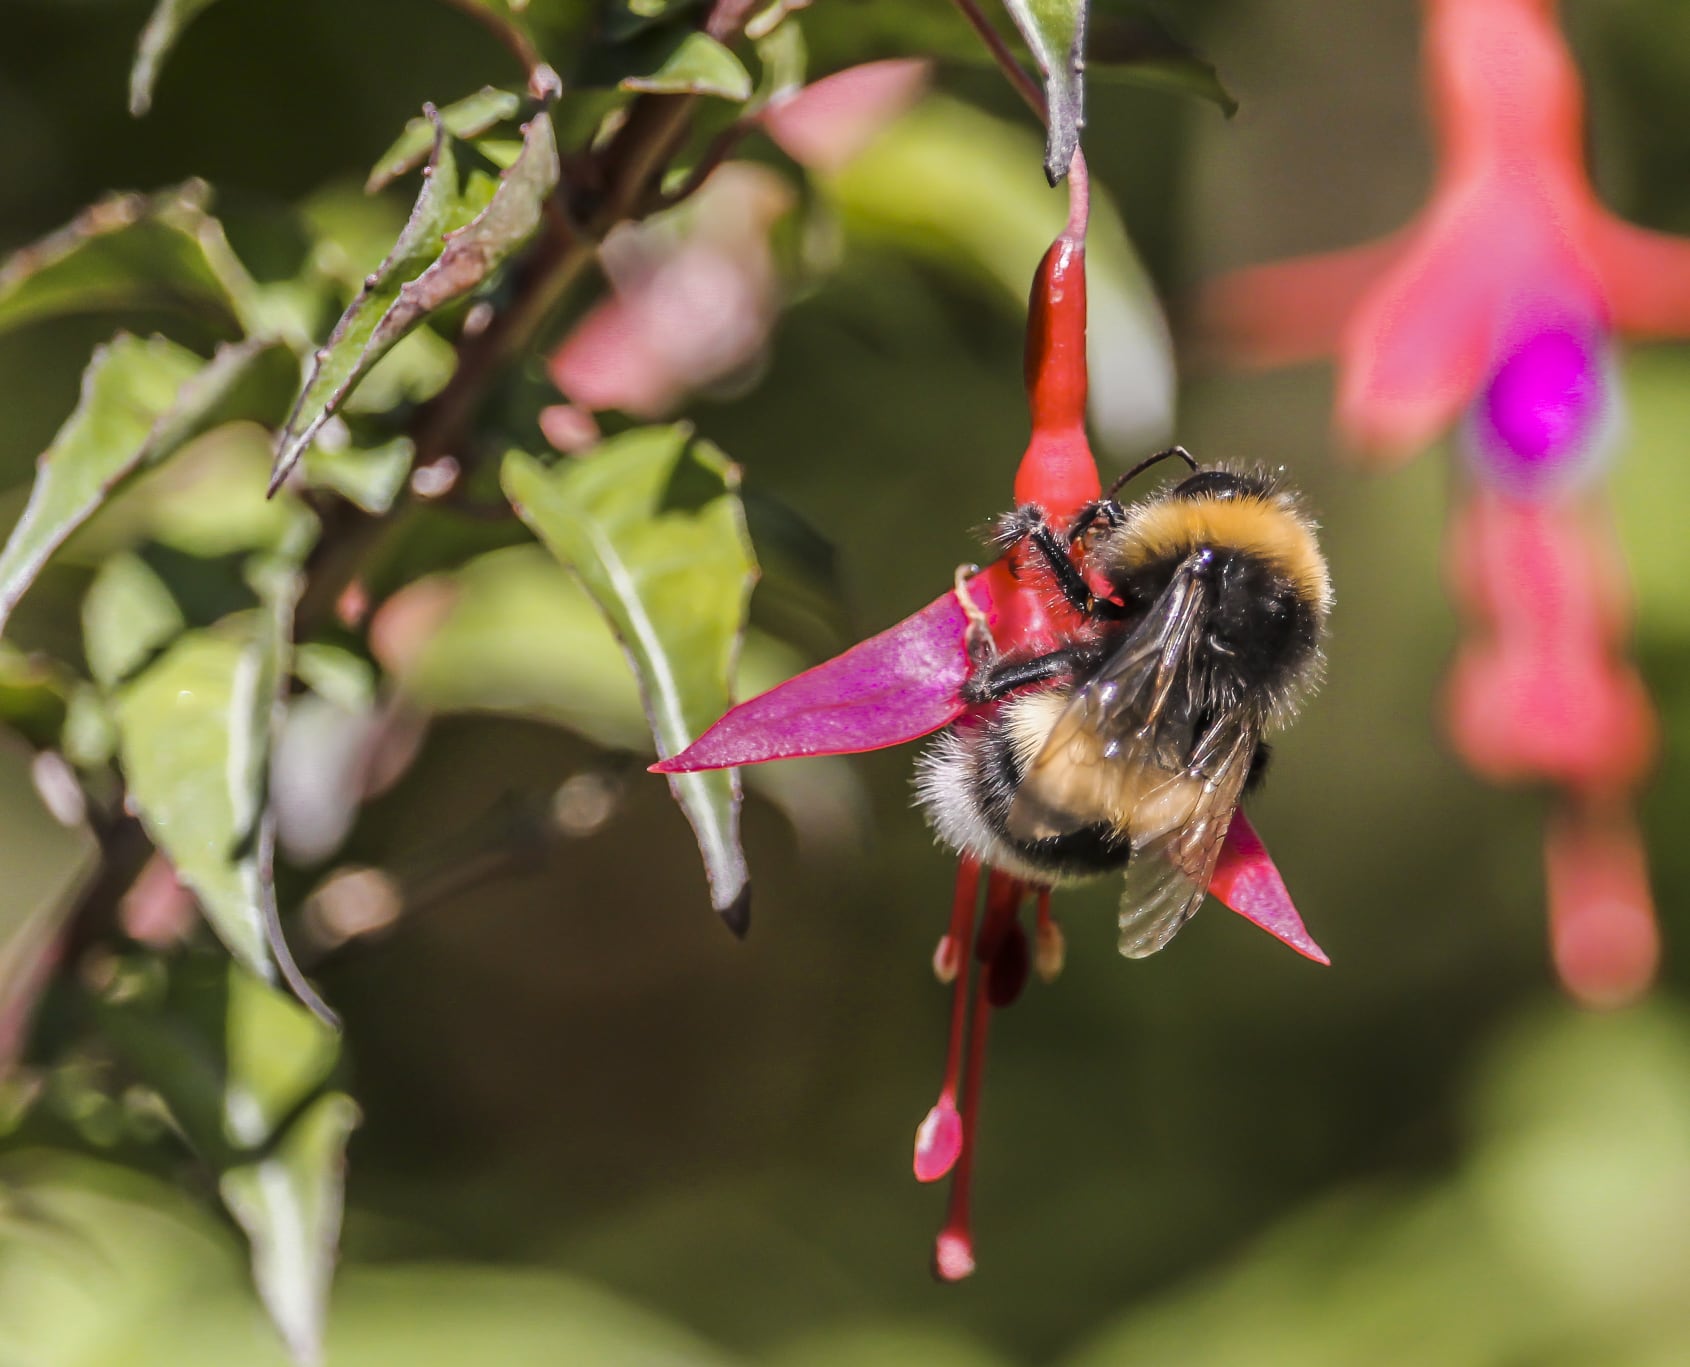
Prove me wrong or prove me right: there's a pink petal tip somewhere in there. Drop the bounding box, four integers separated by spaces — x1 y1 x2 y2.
1208 812 1329 965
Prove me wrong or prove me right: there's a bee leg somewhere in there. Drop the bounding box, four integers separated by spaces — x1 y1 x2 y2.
1067 498 1125 543
954 564 998 676
1022 521 1131 622
962 645 1096 704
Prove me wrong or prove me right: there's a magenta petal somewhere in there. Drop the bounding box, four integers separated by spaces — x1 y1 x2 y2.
1208 812 1329 965
652 588 981 773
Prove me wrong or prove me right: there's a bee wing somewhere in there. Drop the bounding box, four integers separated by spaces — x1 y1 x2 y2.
1113 713 1257 957
1005 559 1211 845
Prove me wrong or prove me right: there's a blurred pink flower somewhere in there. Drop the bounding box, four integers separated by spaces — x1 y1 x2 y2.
1203 0 1690 461
547 163 792 420
761 58 931 174
1202 0 1679 1005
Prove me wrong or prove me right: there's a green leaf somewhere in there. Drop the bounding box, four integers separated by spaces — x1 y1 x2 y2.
293 643 376 712
89 954 347 1365
300 434 414 516
0 336 200 634
0 738 95 1076
366 87 525 194
0 647 72 750
82 554 186 689
221 1092 358 1366
110 567 300 982
1088 6 1236 115
272 107 560 492
1000 0 1089 183
0 182 261 339
502 429 756 932
615 31 755 100
61 684 118 769
0 335 296 639
130 0 227 116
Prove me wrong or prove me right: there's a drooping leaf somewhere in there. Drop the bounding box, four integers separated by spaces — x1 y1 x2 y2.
272 107 560 492
0 182 261 338
221 1092 358 1366
502 428 756 933
109 563 301 981
129 0 227 116
1088 6 1236 115
0 335 296 639
1000 0 1089 183
366 87 525 194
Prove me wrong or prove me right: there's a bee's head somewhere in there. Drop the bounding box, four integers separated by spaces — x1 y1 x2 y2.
1172 467 1278 502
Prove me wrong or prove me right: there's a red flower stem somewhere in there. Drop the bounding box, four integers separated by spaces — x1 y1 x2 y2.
949 0 1047 121
940 858 983 1104
1065 148 1090 241
934 971 994 1282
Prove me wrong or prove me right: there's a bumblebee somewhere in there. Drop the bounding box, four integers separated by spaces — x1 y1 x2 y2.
916 447 1332 957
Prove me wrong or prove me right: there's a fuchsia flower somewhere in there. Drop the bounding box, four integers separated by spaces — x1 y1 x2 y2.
1200 0 1690 1005
659 159 1326 1278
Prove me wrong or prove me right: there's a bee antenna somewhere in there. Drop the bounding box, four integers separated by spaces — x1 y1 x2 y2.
1106 445 1199 498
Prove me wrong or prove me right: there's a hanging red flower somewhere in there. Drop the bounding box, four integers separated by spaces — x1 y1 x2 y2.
659 156 1327 1277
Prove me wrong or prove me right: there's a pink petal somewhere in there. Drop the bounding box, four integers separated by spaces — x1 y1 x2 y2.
1208 812 1329 964
761 59 932 174
1334 200 1504 462
652 581 993 773
1197 234 1404 369
1589 214 1690 340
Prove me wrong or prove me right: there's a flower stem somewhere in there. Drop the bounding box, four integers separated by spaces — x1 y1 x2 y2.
949 0 1046 121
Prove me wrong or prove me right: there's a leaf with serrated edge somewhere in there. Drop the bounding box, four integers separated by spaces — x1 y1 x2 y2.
112 564 301 981
367 88 524 193
130 0 225 116
0 335 296 639
221 1092 358 1366
272 108 559 492
502 429 756 932
621 32 754 100
1001 0 1088 183
0 182 262 338
0 335 195 637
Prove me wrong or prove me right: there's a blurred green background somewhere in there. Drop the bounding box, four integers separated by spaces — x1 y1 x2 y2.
4 0 1690 1363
